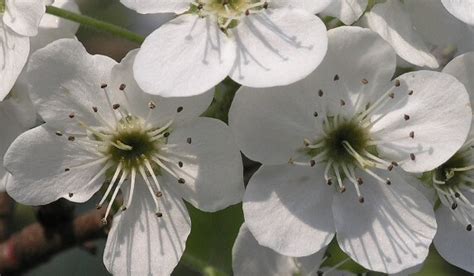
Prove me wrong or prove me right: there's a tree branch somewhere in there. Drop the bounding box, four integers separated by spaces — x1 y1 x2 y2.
0 207 109 275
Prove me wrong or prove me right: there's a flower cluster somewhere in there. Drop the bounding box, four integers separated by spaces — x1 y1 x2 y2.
0 1 474 275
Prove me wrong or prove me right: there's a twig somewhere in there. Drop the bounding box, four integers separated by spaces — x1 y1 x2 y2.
0 208 108 275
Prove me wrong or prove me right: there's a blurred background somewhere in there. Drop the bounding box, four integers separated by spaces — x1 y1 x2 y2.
2 0 472 275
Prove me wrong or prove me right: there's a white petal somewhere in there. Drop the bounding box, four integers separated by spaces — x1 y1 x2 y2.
110 49 214 127
442 0 474 25
134 14 235 97
26 39 117 132
30 0 80 52
162 117 244 212
0 174 7 192
228 83 317 165
333 170 437 274
362 0 439 68
296 249 327 275
232 223 300 276
322 0 368 25
120 0 191 14
434 204 474 273
443 52 474 103
3 0 45 37
4 125 106 205
272 0 333 14
104 182 191 275
229 9 327 87
372 71 472 173
0 23 29 101
243 164 335 257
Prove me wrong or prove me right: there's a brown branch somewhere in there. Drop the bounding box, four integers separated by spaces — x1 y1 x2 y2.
0 192 15 241
0 207 109 275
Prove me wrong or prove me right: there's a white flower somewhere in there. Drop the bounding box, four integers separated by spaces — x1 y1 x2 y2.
441 0 474 25
362 0 474 69
126 0 328 97
229 26 472 274
4 39 244 275
0 88 36 192
422 52 474 273
0 0 50 100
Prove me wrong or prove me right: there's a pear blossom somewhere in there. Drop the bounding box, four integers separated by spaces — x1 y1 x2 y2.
125 0 328 97
4 39 244 275
229 26 472 274
362 0 474 69
441 0 474 25
419 52 474 273
0 0 51 100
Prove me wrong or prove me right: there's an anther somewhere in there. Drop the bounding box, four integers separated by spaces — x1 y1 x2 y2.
164 132 170 138
358 196 365 203
156 212 163 218
410 153 416 161
178 161 183 168
310 160 316 167
409 131 415 139
68 193 73 197
386 179 392 185
317 271 323 276
357 177 363 185
148 101 156 109
333 74 340 81
96 204 102 210
455 192 461 198
313 111 318 117
467 224 472 231
340 186 346 193
391 161 399 167
64 168 70 172
361 79 369 85
318 89 324 97
121 206 127 211
404 114 410 120
177 106 184 113
388 164 394 171
68 136 75 141
245 9 250 16
187 137 192 144
100 84 108 89
394 80 401 87
92 106 98 113
304 138 311 146
340 99 346 106
55 131 63 136
69 113 75 119
408 90 414 95
263 1 268 9
112 104 120 110
178 178 186 184
100 218 108 225
327 178 333 185
156 191 163 197
451 202 458 210
119 83 126 91
388 92 395 99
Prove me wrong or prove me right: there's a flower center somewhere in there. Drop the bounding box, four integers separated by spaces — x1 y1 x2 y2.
427 145 474 231
190 0 269 30
58 83 192 224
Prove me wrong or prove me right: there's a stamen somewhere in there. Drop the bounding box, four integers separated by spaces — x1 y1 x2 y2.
103 170 128 223
97 163 123 208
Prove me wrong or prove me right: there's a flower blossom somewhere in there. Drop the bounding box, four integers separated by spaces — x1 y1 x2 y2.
229 26 472 273
122 0 329 97
4 39 244 275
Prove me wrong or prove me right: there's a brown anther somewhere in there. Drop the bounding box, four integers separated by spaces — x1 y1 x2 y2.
164 132 170 138
100 84 108 89
467 224 472 231
100 218 108 225
410 153 416 161
388 92 395 99
177 106 184 113
148 101 156 109
119 83 126 91
64 168 70 172
156 212 163 218
112 104 120 110
186 137 192 144
68 193 73 197
327 179 332 185
69 113 75 119
68 136 75 141
178 161 183 168
92 106 98 113
387 164 394 171
178 178 186 184
404 114 410 120
156 191 163 197
318 89 324 97
451 202 458 210
359 196 365 203
386 179 392 185
340 186 346 193
304 138 311 146
245 9 250 16
340 99 346 106
361 78 369 85
357 177 363 185
455 192 460 198
313 111 318 117
394 80 401 87
121 206 127 211
408 90 414 95
263 1 268 8
409 131 415 139
310 160 316 167
55 131 63 136
333 74 340 81
96 204 102 210
391 161 399 167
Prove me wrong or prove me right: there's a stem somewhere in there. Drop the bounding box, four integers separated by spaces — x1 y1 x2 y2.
45 6 145 44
